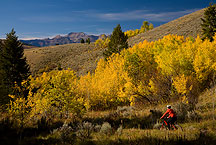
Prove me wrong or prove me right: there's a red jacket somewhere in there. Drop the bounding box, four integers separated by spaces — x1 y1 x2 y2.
160 109 176 119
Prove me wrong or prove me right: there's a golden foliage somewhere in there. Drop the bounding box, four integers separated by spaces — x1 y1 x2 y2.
94 38 110 49
125 21 154 38
9 34 216 114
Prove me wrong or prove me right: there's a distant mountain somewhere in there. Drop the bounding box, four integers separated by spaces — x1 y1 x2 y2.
21 32 99 47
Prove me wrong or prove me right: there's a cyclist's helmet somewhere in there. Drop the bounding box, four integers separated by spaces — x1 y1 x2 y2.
167 105 171 109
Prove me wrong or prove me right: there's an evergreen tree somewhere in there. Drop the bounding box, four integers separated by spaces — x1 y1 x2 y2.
201 3 216 42
86 38 91 44
0 29 30 105
80 38 85 43
103 24 128 60
0 40 8 105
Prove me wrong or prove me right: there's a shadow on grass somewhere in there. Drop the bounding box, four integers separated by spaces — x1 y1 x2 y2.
1 119 215 145
0 118 64 145
82 115 154 130
76 134 216 145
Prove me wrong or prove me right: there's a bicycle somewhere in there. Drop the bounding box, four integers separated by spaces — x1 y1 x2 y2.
154 118 183 131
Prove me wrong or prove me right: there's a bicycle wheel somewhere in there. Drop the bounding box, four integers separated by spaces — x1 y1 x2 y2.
154 122 169 130
173 124 183 131
153 123 163 130
160 125 169 130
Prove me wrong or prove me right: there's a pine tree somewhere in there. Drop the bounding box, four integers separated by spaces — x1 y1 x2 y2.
86 38 91 44
0 40 8 105
0 29 30 105
103 24 128 60
80 38 85 43
201 3 216 42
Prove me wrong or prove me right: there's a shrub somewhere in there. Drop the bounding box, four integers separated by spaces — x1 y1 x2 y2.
94 124 101 132
51 122 74 143
116 106 135 117
149 109 163 124
116 125 123 136
100 122 112 135
37 116 49 131
187 110 201 122
76 121 94 140
172 102 194 122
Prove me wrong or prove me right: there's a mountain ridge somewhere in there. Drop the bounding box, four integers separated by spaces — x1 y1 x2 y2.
21 32 99 47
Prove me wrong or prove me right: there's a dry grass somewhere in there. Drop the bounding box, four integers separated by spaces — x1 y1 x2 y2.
196 86 216 120
129 8 205 46
91 120 216 145
24 43 105 76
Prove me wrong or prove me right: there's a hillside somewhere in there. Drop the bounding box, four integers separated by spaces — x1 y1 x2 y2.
21 32 99 47
24 9 206 76
24 43 105 76
128 9 205 46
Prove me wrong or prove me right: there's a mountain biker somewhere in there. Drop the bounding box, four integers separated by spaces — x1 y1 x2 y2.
160 105 177 130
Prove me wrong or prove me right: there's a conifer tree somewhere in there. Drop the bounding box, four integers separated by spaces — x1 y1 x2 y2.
86 38 91 44
0 41 8 105
0 29 30 105
80 38 85 43
103 24 128 60
201 3 216 42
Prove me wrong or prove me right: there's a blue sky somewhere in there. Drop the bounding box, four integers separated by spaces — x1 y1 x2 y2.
0 0 213 40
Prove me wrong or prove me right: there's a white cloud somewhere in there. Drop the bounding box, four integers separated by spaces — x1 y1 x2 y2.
19 8 199 24
19 32 67 40
93 9 199 22
20 37 45 40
